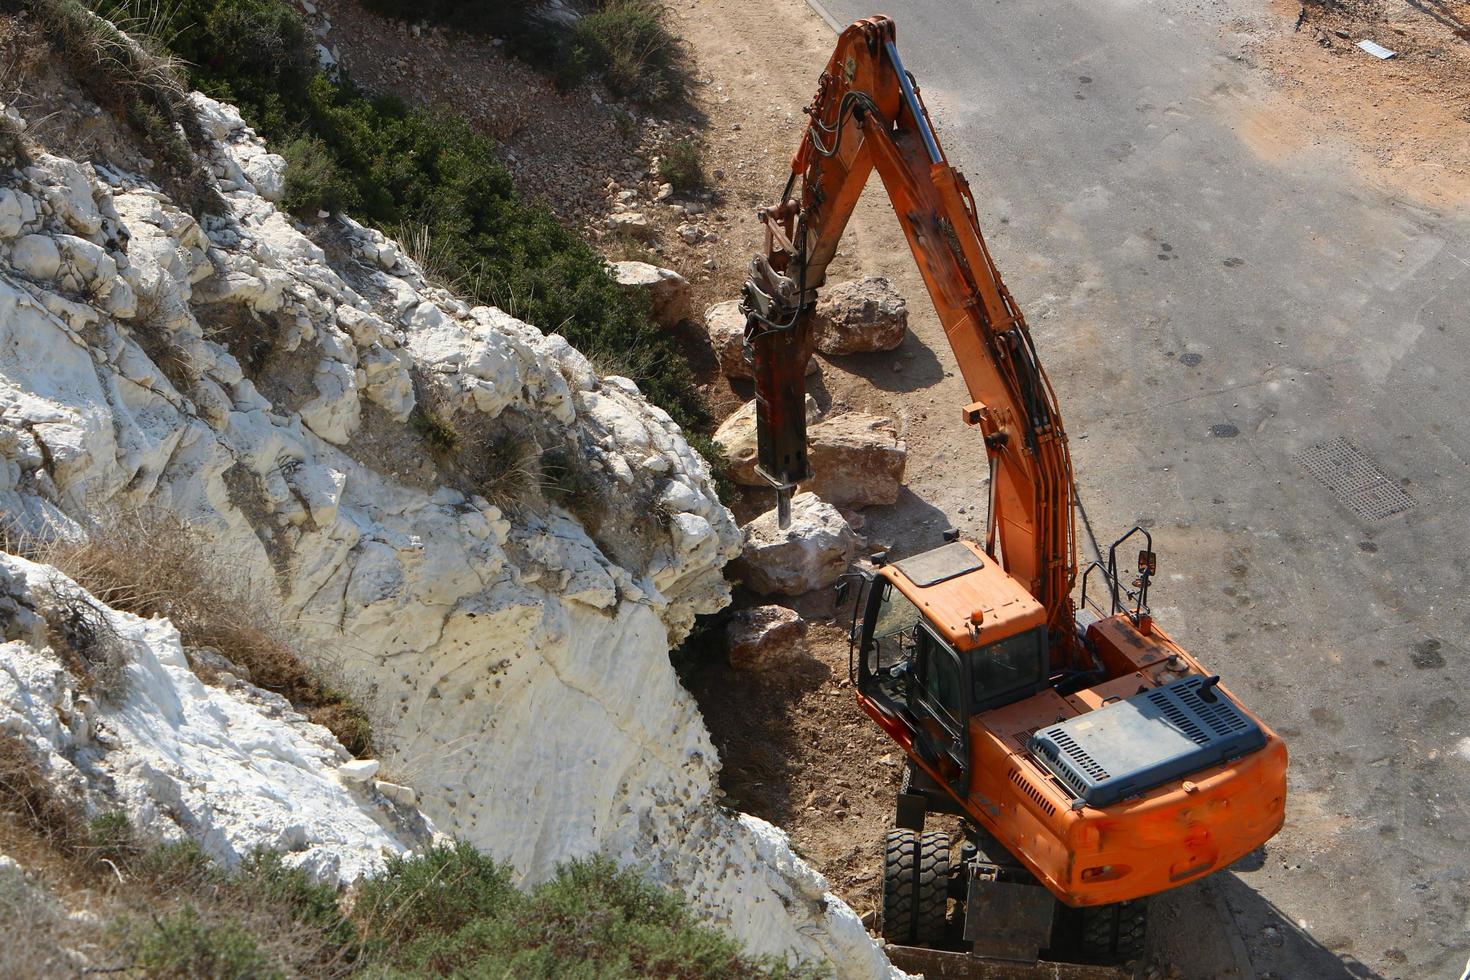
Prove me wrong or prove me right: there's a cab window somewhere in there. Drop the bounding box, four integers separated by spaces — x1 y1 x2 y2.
869 582 920 673
918 632 964 729
969 627 1047 708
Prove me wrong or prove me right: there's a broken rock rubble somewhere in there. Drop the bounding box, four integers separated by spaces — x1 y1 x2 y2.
714 400 907 508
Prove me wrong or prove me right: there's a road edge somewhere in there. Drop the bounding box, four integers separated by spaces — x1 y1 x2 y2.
802 0 843 32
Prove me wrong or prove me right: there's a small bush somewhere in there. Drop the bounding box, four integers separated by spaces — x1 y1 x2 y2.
574 0 688 105
658 137 704 193
133 906 278 979
280 133 356 219
36 587 132 704
469 432 541 513
355 841 518 948
356 846 826 979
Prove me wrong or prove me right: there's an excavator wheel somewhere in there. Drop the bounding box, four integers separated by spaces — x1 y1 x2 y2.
1071 899 1148 965
881 828 951 946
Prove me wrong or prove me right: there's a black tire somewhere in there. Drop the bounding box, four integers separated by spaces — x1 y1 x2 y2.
881 829 918 944
881 828 951 946
914 830 952 946
1075 899 1149 965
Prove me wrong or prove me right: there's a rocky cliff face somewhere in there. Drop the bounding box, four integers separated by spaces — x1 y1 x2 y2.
0 93 899 976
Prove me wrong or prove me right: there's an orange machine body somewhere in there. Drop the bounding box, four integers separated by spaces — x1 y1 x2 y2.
856 545 1288 906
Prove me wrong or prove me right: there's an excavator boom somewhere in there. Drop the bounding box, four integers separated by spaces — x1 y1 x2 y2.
742 17 1076 642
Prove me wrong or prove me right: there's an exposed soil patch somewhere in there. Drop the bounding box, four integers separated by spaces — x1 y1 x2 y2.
1232 0 1470 206
683 618 935 920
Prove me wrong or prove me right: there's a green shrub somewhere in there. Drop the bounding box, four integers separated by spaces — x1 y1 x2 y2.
658 137 704 194
574 0 687 105
355 841 518 947
133 906 278 979
356 847 827 979
280 134 356 218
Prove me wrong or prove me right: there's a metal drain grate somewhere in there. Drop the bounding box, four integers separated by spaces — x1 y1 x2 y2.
1296 437 1414 521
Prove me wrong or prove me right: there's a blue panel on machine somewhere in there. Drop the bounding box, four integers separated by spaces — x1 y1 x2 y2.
1026 676 1266 808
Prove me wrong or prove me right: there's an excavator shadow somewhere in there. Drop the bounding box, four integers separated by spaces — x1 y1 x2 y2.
818 331 946 393
1198 870 1388 980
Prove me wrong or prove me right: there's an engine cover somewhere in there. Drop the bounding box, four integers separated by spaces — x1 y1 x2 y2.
1027 675 1267 808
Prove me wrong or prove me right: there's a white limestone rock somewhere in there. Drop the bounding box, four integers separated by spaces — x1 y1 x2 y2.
0 89 905 980
0 555 436 883
11 234 60 279
606 211 654 241
736 493 861 596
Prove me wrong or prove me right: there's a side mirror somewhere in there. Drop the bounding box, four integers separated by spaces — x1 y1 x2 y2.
834 580 851 606
1137 550 1157 575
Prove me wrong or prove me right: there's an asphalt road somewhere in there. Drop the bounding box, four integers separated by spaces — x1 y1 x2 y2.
803 1 1470 977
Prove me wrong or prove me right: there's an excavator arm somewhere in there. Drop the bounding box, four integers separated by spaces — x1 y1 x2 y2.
742 16 1077 639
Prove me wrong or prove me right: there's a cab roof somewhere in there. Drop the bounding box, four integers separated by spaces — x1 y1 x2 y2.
880 540 1045 651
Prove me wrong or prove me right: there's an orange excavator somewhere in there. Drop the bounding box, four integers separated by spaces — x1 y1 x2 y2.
740 16 1288 971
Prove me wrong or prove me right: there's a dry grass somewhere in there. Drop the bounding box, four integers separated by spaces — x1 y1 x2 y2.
20 510 375 756
22 0 222 214
35 584 132 704
0 736 89 855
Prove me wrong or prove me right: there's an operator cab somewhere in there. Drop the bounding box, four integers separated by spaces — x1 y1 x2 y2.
845 540 1051 792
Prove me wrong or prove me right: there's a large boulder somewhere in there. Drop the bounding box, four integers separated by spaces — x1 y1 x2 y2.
715 403 907 507
704 300 820 380
727 605 809 669
735 493 861 596
805 413 907 507
610 260 691 327
713 396 821 485
813 276 908 354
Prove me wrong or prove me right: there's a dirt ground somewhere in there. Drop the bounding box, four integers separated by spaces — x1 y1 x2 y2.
1229 0 1470 207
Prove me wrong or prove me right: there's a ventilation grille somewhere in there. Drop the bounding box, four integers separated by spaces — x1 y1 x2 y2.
1171 677 1252 738
1026 676 1268 808
1295 437 1414 521
1009 768 1058 817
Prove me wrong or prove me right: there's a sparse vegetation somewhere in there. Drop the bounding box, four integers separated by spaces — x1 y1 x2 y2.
36 585 132 704
657 136 704 193
0 760 816 979
16 0 223 213
21 510 376 756
542 443 607 526
360 0 689 107
468 431 543 514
